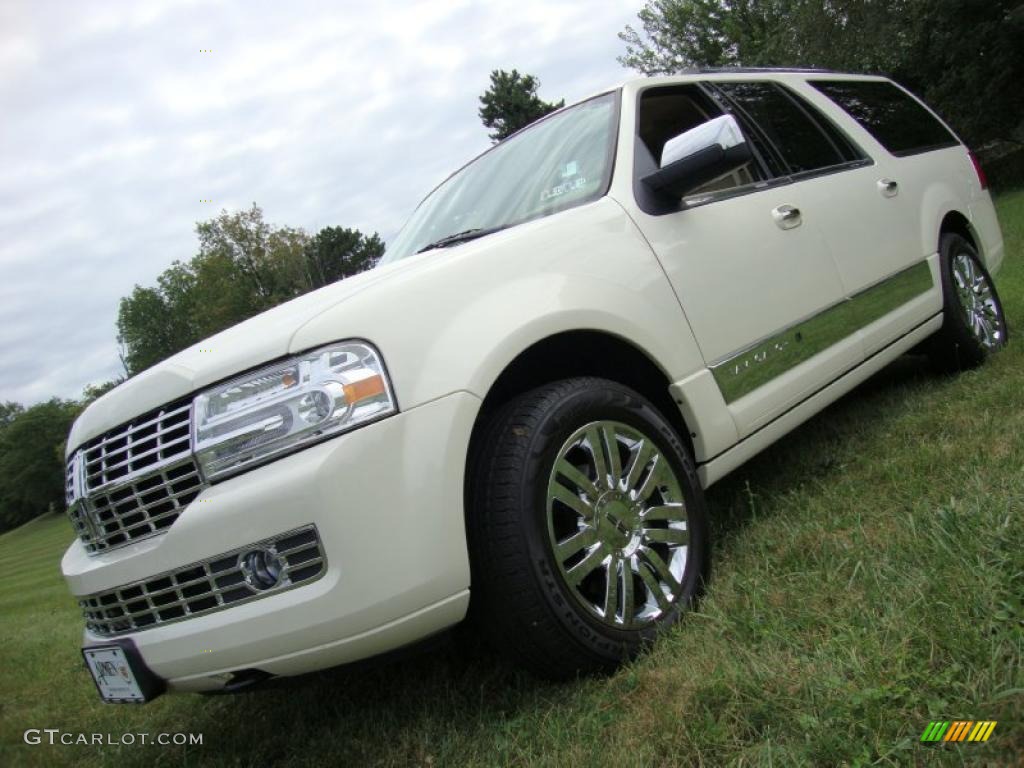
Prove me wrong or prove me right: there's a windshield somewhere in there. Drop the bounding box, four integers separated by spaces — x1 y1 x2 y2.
381 92 619 263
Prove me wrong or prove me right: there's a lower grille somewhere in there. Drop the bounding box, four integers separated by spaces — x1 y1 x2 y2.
80 526 326 637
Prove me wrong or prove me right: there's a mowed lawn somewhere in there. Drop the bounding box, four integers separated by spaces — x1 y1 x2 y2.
2 192 1023 768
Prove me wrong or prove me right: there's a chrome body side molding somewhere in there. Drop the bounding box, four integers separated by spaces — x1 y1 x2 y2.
710 261 933 403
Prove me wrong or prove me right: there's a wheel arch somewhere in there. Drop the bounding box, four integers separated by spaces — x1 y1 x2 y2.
939 209 980 251
464 330 696 504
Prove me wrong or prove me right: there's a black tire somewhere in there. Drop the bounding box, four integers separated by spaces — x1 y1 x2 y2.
466 377 709 679
927 232 1008 371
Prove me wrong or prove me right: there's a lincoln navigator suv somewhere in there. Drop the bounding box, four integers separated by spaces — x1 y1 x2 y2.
63 70 1007 702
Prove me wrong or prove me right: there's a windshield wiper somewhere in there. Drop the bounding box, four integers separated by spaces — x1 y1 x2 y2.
415 226 505 254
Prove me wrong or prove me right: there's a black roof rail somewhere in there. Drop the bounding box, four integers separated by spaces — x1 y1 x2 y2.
683 66 844 75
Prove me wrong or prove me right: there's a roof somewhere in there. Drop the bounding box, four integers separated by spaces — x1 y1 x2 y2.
616 68 889 93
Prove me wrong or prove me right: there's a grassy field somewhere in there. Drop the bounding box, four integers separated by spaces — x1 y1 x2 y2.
2 192 1022 767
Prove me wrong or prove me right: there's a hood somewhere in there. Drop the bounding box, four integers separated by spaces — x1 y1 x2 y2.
67 255 428 454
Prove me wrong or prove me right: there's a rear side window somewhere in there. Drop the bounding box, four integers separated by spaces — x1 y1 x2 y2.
710 81 863 176
810 80 959 156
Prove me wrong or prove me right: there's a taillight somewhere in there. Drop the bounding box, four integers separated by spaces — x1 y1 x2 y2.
969 152 989 191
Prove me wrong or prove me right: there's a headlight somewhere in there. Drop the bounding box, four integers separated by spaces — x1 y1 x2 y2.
193 341 396 480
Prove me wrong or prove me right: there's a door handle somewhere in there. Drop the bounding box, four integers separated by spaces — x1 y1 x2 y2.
878 178 899 198
771 204 802 230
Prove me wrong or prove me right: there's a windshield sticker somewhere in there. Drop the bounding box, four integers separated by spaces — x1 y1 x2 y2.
541 176 587 202
561 161 579 178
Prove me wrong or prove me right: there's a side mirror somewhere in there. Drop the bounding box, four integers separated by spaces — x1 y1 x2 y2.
641 114 753 199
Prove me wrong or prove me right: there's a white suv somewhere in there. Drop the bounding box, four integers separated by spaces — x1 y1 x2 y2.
64 70 1007 702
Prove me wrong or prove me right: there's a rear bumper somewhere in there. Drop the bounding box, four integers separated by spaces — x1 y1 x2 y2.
64 391 479 693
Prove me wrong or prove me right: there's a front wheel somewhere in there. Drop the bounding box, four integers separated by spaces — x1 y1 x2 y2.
927 233 1008 371
467 378 709 679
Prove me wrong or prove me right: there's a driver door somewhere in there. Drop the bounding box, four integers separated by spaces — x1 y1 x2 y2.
620 82 860 438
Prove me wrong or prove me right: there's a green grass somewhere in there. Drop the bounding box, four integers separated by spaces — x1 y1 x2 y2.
3 192 1023 767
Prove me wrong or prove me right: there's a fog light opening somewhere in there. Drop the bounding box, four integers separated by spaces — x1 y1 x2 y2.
240 548 284 591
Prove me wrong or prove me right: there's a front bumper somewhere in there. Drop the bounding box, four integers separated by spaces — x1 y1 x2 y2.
62 391 479 693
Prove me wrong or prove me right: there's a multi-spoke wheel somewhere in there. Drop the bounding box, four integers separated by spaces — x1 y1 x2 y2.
467 378 708 679
950 251 1005 350
928 232 1008 371
547 421 689 630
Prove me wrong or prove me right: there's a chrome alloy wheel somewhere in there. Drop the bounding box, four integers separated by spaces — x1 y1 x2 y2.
952 252 1005 350
546 420 688 630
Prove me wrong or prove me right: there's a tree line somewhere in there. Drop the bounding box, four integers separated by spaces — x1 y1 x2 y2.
0 383 118 531
620 0 1024 150
485 1 1023 150
117 204 384 374
3 0 1020 533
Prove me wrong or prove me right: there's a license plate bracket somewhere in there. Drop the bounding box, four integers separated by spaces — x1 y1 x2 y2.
82 639 164 703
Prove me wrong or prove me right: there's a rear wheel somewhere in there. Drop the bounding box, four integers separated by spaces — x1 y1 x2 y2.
927 233 1008 371
467 377 709 679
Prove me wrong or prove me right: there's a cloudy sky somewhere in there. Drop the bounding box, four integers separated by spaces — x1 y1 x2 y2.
0 0 644 405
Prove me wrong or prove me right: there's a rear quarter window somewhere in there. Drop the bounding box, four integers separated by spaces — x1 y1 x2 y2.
810 80 959 157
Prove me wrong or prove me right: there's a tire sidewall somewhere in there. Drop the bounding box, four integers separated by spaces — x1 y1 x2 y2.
515 380 708 664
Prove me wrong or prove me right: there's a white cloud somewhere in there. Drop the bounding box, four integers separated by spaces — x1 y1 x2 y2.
0 0 643 405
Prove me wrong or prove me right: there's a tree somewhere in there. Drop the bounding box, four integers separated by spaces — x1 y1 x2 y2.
618 0 1024 147
116 285 189 376
478 69 565 142
0 399 80 530
194 203 302 310
81 379 123 404
893 1 1024 148
304 226 384 289
0 402 24 432
619 1 926 73
117 205 384 376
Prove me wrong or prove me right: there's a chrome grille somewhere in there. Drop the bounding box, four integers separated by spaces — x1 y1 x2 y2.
82 400 192 491
66 397 204 554
67 459 204 553
80 526 326 637
65 460 76 506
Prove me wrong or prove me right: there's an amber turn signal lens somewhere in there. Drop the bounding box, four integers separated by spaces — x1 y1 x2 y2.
343 374 386 404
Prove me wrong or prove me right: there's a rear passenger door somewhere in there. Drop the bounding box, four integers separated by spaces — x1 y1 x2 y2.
806 78 958 354
715 80 933 359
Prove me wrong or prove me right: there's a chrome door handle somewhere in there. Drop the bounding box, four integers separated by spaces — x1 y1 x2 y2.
878 178 899 198
771 204 802 230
